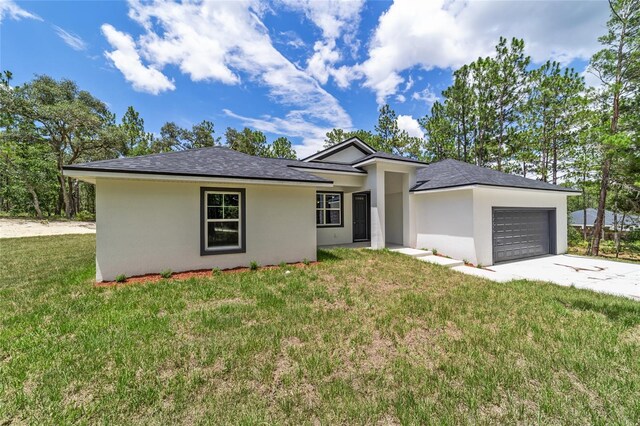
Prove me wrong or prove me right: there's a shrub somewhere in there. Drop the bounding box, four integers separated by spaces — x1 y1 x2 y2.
279 261 287 268
75 210 95 221
302 258 310 266
249 261 259 271
567 226 583 246
211 267 221 275
160 269 172 279
432 248 438 255
115 274 126 283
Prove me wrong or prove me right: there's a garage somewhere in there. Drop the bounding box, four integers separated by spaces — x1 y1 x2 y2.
492 208 556 263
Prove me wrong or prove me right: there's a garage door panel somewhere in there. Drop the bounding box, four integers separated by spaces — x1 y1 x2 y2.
493 209 551 263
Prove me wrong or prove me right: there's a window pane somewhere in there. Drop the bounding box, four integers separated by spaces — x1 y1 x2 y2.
207 193 223 206
224 206 239 219
208 221 239 248
316 194 324 209
326 210 340 225
224 193 239 207
207 206 223 219
316 210 324 225
326 194 341 208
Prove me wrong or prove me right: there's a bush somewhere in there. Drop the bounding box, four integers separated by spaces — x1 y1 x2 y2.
432 248 438 255
211 267 221 275
160 269 172 279
115 274 126 283
302 258 310 266
75 210 95 221
567 226 583 246
279 261 287 268
249 261 259 271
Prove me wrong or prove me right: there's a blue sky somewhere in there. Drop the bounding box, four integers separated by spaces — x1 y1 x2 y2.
1 0 608 157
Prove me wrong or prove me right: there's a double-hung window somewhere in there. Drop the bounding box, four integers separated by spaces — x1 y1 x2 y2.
201 188 245 255
316 192 343 227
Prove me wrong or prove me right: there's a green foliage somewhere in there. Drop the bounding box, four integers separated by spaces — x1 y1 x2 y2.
269 136 297 159
74 210 95 221
211 267 221 275
115 274 126 283
279 261 287 268
160 269 172 279
249 261 259 271
567 226 583 246
225 127 268 156
302 258 310 266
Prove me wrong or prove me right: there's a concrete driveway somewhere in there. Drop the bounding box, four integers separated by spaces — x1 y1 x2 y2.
488 255 640 301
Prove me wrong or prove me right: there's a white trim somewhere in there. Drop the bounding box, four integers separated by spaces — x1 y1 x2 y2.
289 167 365 176
410 184 580 195
204 190 242 251
316 192 342 227
351 157 426 168
63 169 333 187
302 137 375 162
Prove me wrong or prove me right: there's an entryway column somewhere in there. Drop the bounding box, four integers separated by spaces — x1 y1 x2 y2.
370 166 385 249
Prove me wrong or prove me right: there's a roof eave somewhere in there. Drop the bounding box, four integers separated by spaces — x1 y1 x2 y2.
410 183 581 194
63 167 334 187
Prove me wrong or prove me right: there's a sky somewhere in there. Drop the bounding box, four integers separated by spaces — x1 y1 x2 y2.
1 0 609 158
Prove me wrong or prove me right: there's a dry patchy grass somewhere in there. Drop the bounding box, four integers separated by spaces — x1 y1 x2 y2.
1 235 639 424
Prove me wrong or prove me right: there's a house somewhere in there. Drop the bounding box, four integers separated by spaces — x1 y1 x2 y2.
64 137 579 281
570 208 640 231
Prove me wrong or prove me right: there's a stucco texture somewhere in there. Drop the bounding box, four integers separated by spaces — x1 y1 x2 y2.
95 178 316 281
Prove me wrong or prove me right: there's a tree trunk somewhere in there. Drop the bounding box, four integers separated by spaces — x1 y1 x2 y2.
57 159 72 219
27 186 43 220
589 157 611 256
582 184 587 241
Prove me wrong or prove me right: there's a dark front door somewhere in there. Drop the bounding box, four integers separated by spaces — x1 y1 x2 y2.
353 192 370 242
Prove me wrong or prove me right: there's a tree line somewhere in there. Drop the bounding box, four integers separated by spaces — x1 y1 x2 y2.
0 74 296 219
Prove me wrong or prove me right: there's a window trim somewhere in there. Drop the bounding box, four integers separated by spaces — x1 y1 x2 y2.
200 187 246 256
316 191 344 228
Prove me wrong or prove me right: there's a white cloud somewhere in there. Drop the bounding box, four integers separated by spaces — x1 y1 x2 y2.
582 68 603 89
412 85 440 106
0 0 41 22
358 0 609 102
103 0 352 156
276 0 364 87
101 24 175 95
397 115 424 139
53 25 87 51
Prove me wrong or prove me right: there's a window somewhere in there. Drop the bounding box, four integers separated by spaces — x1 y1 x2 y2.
316 192 343 227
201 188 245 255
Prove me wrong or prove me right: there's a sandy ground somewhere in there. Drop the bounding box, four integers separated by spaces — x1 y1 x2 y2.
0 218 96 239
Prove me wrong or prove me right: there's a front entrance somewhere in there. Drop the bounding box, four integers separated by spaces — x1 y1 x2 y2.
352 192 370 242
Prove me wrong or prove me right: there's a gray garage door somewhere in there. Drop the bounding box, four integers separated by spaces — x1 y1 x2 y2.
492 209 553 263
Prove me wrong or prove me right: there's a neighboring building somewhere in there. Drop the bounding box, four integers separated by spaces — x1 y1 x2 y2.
570 208 640 231
64 137 579 281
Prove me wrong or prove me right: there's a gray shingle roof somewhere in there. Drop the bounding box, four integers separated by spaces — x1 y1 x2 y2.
64 147 332 184
570 208 640 227
413 159 579 193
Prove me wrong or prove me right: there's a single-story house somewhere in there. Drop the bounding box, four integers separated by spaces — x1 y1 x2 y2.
64 137 579 281
570 208 639 231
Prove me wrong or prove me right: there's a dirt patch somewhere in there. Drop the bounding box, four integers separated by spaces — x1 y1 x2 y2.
95 262 319 286
0 218 95 239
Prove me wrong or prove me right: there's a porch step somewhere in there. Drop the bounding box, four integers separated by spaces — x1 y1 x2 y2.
451 265 516 282
390 248 433 257
416 255 464 268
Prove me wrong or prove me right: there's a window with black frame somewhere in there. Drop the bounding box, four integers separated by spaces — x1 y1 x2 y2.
316 192 343 227
201 188 245 254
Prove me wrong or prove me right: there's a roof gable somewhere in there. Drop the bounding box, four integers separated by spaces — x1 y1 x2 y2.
302 137 375 163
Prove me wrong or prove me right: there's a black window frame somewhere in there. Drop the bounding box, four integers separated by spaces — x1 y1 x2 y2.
316 191 344 228
200 187 246 256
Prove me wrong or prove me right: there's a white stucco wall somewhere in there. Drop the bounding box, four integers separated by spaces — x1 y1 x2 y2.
414 189 477 263
472 187 568 266
413 186 570 266
95 178 317 281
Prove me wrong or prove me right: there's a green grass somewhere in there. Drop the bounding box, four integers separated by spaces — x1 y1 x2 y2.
1 234 639 424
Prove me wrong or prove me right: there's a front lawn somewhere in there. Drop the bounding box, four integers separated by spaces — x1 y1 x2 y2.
1 235 639 424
